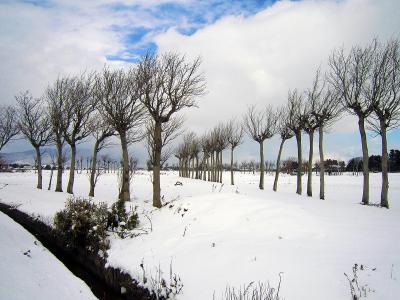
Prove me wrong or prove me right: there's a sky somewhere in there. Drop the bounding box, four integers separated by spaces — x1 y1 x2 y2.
1 0 400 165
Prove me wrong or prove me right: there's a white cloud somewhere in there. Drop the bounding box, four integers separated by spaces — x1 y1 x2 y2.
154 0 400 136
1 0 399 163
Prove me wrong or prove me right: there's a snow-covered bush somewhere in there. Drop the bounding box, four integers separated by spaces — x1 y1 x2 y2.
54 197 109 255
108 200 139 238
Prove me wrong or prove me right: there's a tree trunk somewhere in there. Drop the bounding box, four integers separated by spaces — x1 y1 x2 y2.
230 147 235 185
307 130 314 197
35 146 43 189
48 168 53 190
195 156 198 179
119 131 130 203
152 122 162 208
55 139 63 192
219 151 223 183
358 116 369 205
89 140 100 197
295 131 302 195
67 143 76 194
259 141 264 190
380 121 389 208
273 139 285 192
319 125 325 200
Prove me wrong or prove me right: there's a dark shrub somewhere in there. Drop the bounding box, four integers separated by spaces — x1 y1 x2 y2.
108 200 139 238
54 197 109 256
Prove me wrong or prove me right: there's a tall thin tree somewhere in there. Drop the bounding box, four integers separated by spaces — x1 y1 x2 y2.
137 53 205 208
16 91 52 189
96 67 146 203
273 108 294 192
287 89 306 195
226 119 244 185
329 41 376 205
304 70 324 197
88 114 115 197
63 73 96 194
243 105 277 190
365 39 400 208
46 77 71 192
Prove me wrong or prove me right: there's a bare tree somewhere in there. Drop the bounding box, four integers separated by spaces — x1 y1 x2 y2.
137 53 205 208
61 73 96 194
365 39 400 208
311 87 342 200
286 89 307 195
16 91 52 189
273 107 294 191
243 105 277 190
96 67 146 203
329 41 376 205
88 114 115 197
304 70 324 197
212 124 229 183
0 105 19 152
46 76 71 192
226 119 244 185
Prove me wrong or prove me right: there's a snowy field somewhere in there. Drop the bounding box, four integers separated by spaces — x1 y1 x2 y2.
0 211 96 300
0 170 399 299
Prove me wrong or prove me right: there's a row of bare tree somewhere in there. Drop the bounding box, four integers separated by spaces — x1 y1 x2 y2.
175 120 244 184
175 38 400 209
0 52 205 208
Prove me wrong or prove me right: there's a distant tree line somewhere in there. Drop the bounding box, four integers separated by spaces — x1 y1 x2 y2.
175 37 400 209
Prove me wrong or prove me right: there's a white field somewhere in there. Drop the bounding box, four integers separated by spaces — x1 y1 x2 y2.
0 211 96 300
0 170 399 300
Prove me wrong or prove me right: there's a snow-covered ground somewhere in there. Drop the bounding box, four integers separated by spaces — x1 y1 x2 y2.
0 170 399 299
0 211 97 300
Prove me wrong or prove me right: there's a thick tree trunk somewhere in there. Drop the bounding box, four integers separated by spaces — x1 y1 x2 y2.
67 143 76 194
307 130 314 197
358 116 369 205
230 147 234 185
380 121 389 208
55 139 63 192
35 146 43 189
259 141 264 190
295 131 302 195
119 131 130 203
319 126 325 200
273 139 285 192
89 140 100 197
152 122 162 208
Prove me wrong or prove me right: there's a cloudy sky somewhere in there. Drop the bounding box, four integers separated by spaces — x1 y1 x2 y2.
1 0 400 165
